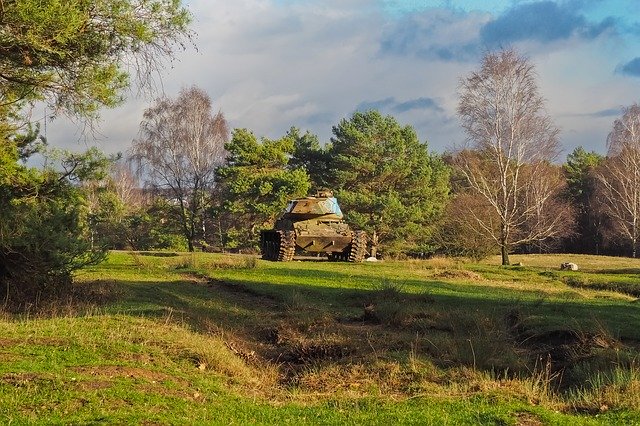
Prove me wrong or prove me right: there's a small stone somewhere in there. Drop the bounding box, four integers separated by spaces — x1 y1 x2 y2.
560 262 579 271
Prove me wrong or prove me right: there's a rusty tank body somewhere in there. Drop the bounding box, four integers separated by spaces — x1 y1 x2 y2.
260 191 367 262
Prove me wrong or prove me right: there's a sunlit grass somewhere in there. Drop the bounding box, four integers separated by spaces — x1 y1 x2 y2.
2 251 640 424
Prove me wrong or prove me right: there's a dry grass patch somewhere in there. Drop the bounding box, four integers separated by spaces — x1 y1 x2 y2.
295 360 424 398
433 269 483 281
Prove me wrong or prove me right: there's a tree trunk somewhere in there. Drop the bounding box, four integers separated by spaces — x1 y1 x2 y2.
370 230 378 258
501 244 510 266
217 217 225 253
500 224 510 265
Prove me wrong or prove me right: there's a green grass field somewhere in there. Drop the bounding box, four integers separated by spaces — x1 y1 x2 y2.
2 251 640 424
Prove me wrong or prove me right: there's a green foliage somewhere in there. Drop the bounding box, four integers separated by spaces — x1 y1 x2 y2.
0 140 109 304
92 201 188 252
216 129 311 249
324 110 450 254
288 127 331 189
564 147 603 199
563 147 605 254
0 0 192 305
0 0 191 120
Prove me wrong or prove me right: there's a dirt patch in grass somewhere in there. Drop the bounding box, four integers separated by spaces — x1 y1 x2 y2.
71 365 178 384
70 366 206 401
31 337 70 346
0 352 22 362
515 412 544 426
76 380 112 391
255 321 362 364
0 337 69 347
206 277 278 303
0 338 21 347
280 342 355 364
1 372 55 387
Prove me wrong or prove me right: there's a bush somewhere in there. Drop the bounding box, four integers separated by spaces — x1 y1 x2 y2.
433 194 497 261
0 143 107 307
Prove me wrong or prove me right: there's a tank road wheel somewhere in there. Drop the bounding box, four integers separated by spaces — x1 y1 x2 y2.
277 230 296 262
348 231 367 263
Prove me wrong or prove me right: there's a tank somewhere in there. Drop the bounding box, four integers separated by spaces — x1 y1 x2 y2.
260 191 367 262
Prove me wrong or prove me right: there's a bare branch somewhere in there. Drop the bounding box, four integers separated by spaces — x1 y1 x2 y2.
596 104 640 257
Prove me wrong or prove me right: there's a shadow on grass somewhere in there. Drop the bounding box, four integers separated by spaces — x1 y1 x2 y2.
102 267 640 344
594 268 640 275
136 252 180 257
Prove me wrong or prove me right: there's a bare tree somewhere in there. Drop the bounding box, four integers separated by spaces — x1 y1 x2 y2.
131 86 229 252
595 104 640 257
456 49 569 265
111 162 142 209
519 162 575 252
435 191 499 260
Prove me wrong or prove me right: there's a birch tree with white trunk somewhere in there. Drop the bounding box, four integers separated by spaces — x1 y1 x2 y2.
131 86 229 252
596 104 640 257
456 49 568 265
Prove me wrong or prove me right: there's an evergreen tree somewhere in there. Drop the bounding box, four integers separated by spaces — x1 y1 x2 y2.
0 141 111 305
563 147 604 253
0 0 191 120
0 0 190 305
288 127 331 189
325 110 450 254
216 129 311 249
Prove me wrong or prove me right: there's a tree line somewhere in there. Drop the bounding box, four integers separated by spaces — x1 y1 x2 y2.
95 52 639 266
1 1 639 305
123 95 450 256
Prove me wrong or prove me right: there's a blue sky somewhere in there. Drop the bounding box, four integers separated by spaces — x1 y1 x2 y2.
47 0 640 159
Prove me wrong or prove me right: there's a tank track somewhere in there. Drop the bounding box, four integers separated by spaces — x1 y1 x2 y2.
348 231 367 262
328 231 367 262
277 230 295 261
261 230 295 261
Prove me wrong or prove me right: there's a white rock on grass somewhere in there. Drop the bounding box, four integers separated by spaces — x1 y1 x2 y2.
560 262 579 271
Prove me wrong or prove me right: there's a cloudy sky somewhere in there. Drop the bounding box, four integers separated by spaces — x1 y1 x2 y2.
44 0 640 160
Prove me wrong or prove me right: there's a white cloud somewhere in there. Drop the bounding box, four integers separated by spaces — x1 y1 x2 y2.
42 0 640 159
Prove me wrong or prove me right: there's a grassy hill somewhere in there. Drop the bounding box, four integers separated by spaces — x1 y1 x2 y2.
2 252 640 424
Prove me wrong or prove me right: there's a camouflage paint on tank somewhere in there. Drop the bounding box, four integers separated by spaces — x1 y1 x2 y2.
281 196 343 220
